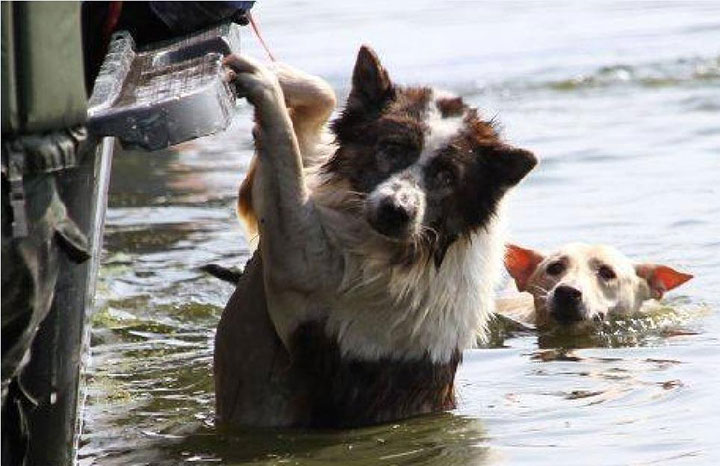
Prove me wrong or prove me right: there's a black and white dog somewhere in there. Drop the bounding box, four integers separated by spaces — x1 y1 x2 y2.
214 46 536 427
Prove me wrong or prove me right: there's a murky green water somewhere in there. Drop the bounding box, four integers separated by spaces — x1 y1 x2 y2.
79 2 720 465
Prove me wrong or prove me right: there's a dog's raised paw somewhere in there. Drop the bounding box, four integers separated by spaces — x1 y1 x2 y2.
223 54 281 105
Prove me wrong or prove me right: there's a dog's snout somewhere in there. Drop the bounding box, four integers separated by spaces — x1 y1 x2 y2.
367 178 424 239
551 285 583 323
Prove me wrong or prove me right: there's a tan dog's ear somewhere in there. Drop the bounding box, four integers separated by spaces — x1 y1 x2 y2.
505 244 544 292
635 264 693 299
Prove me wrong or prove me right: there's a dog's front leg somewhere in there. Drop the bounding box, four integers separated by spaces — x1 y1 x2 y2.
225 56 329 307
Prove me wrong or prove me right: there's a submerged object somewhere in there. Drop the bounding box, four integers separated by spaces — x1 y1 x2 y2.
87 22 240 150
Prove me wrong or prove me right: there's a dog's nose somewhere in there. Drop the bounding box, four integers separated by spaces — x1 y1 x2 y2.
555 285 582 302
551 285 583 323
374 198 412 237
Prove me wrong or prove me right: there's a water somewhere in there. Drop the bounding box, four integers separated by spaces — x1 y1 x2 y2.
79 2 720 465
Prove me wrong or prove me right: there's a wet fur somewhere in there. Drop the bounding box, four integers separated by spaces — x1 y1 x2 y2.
215 47 536 427
501 242 693 327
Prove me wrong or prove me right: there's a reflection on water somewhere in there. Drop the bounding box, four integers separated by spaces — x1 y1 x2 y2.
149 414 489 466
84 413 493 466
79 2 720 465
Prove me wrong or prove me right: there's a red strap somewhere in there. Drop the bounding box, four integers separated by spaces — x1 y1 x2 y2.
247 11 276 61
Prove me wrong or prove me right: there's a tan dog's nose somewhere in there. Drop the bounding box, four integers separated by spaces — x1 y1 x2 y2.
552 285 583 323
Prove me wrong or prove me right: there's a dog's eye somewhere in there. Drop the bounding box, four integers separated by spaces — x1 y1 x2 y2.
546 261 565 276
598 265 616 281
377 142 415 172
382 143 406 157
432 169 455 187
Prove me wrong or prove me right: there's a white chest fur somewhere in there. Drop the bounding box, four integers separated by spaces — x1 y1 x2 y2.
325 210 506 364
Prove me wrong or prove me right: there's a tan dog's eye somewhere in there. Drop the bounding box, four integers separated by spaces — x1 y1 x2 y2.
598 265 617 281
546 261 565 276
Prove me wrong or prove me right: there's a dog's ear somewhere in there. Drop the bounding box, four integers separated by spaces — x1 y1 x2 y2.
505 244 544 292
635 264 693 299
491 146 538 187
348 45 394 111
